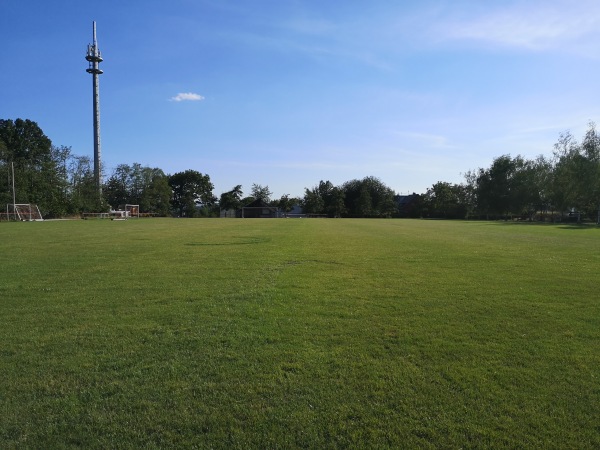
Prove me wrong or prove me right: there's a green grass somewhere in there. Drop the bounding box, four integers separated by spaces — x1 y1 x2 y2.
1 218 599 448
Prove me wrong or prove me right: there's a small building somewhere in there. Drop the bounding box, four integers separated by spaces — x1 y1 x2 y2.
285 204 305 218
242 199 280 218
395 194 421 218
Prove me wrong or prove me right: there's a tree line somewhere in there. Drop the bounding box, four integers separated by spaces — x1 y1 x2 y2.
2 118 599 220
421 123 600 222
0 119 216 218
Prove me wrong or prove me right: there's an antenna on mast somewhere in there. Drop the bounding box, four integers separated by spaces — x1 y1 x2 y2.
85 21 104 196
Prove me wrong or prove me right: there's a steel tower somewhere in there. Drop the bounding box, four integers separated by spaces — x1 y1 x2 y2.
86 21 103 195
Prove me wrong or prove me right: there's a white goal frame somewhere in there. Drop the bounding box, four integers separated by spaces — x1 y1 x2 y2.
6 204 44 221
125 204 140 218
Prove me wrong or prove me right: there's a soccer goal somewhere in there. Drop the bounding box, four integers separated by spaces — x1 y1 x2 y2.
125 204 140 218
6 204 44 221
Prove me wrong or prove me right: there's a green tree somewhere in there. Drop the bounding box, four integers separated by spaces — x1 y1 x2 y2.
278 194 295 216
469 153 560 221
103 165 130 208
0 119 69 217
169 170 215 217
141 171 172 216
302 180 346 217
342 176 396 217
423 181 468 219
581 123 600 221
250 184 272 203
326 186 346 217
0 139 11 207
104 163 171 215
552 124 600 220
220 185 244 212
475 155 522 218
302 185 325 215
528 155 553 220
66 154 106 213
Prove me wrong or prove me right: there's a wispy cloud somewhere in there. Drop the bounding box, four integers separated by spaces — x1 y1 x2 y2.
438 1 600 52
170 92 205 102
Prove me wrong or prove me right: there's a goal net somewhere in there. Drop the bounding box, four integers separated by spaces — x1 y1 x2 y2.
125 204 140 218
7 204 44 221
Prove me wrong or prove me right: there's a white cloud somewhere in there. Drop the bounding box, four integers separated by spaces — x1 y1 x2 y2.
170 92 205 102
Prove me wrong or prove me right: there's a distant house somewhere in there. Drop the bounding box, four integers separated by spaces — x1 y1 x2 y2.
395 194 420 218
285 204 305 217
242 199 280 218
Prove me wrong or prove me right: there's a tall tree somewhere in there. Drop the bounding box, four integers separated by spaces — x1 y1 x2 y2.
250 184 272 203
66 154 105 213
552 123 600 220
220 185 244 211
104 163 171 214
342 176 396 217
278 194 295 216
302 180 346 217
302 184 325 215
581 123 600 220
103 164 130 208
0 139 11 207
141 171 172 216
423 181 468 219
529 155 553 220
475 155 520 218
169 170 215 217
0 119 69 217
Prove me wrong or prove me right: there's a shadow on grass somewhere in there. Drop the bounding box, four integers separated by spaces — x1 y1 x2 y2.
486 221 598 231
186 236 269 246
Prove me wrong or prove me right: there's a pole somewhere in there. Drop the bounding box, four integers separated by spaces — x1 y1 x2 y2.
86 21 103 198
92 64 101 194
11 161 16 220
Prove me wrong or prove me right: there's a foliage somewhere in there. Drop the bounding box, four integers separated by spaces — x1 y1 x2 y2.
552 124 600 219
422 181 468 219
0 119 69 217
1 219 599 448
141 172 172 216
5 116 600 222
277 194 302 215
104 163 171 215
303 180 345 217
303 177 397 218
341 176 397 217
456 122 600 221
250 183 272 203
169 169 215 217
219 185 244 211
65 154 107 213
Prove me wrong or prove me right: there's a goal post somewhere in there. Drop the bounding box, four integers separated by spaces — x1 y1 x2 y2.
6 204 44 221
113 204 140 219
125 204 140 218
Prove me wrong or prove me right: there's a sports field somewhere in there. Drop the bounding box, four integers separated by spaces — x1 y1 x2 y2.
1 218 599 448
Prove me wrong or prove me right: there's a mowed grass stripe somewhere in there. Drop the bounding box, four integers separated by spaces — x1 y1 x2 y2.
0 219 598 448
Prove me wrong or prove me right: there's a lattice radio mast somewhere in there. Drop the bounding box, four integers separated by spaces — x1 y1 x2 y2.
85 21 104 195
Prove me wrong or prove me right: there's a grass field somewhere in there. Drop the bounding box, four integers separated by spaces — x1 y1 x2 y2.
1 218 599 448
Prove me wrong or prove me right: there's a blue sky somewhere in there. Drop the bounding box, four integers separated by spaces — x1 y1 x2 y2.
2 0 600 199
